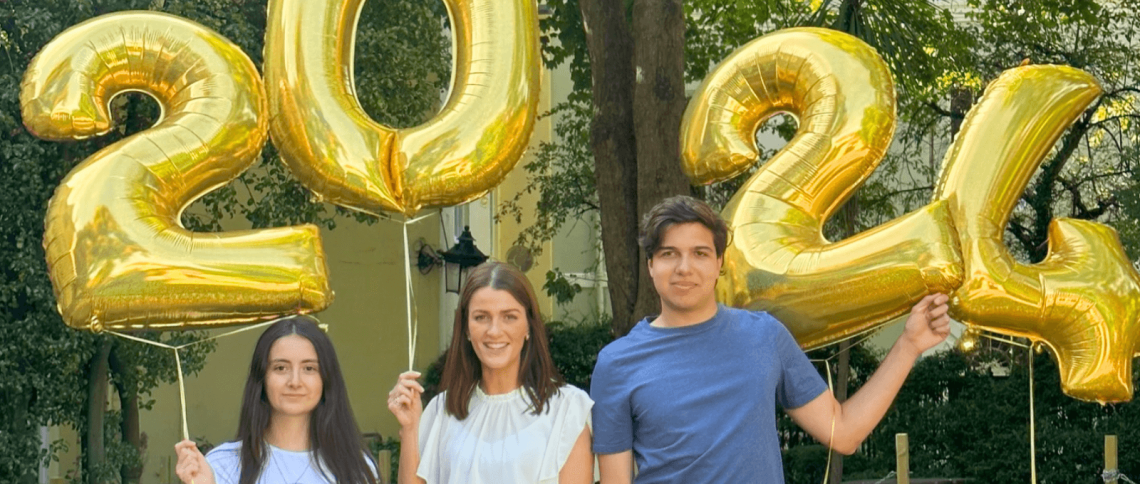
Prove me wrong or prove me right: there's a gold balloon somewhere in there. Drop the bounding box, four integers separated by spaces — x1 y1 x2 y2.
957 326 981 353
23 12 333 332
264 0 541 216
686 26 1140 402
933 66 1140 403
681 28 963 349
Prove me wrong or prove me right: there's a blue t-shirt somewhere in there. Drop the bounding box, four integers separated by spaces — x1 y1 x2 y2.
590 305 827 483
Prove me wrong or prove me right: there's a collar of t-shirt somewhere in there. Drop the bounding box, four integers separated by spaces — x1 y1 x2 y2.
640 304 725 335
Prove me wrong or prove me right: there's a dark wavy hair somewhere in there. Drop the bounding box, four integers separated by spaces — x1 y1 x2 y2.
439 261 564 419
639 195 730 258
235 315 376 484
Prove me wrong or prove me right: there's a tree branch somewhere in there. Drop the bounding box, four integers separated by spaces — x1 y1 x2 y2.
925 101 965 120
1058 176 1118 220
1089 113 1140 130
1006 217 1038 255
863 185 934 205
1104 86 1140 97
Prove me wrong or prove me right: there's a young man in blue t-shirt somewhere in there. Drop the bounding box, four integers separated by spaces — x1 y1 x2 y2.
591 195 951 483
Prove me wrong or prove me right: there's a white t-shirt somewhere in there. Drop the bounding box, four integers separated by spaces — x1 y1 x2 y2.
416 384 593 484
205 441 377 484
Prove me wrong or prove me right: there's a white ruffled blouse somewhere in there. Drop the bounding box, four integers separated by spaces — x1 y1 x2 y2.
416 384 593 484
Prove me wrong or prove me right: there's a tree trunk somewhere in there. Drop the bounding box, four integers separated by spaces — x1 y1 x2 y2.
834 0 863 34
579 0 641 336
827 197 860 483
828 340 852 484
84 338 112 483
580 0 691 336
631 0 690 321
949 87 973 141
109 344 143 484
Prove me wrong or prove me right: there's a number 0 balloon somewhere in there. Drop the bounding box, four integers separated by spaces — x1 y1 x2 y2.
264 0 541 216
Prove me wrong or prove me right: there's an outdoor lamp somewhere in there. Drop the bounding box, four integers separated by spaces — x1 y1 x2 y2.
439 226 488 294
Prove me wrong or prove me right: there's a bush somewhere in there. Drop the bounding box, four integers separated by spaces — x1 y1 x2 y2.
546 317 613 392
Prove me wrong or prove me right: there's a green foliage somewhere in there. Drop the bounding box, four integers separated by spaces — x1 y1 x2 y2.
420 349 447 406
782 444 829 484
109 333 217 411
537 0 593 96
516 0 977 250
543 270 584 306
779 345 1140 484
0 2 153 479
1116 145 1140 259
80 411 145 484
368 435 402 484
545 317 613 392
960 0 1140 263
498 100 597 255
175 0 452 232
776 343 884 451
531 0 1140 264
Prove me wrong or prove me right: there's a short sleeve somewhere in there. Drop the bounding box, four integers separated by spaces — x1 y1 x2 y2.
590 349 634 454
415 393 447 482
774 322 827 409
364 451 379 479
538 385 594 482
203 442 241 484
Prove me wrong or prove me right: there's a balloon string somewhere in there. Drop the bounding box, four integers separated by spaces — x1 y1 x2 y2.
403 220 417 371
817 359 835 484
811 328 1043 484
977 332 1031 348
805 325 892 484
105 320 276 443
1030 345 1038 484
377 211 436 372
106 319 276 350
174 348 188 441
972 331 1037 482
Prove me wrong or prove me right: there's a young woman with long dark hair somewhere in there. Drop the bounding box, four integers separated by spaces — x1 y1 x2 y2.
174 315 377 484
388 261 593 484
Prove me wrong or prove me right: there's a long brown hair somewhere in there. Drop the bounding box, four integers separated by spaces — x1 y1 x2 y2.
235 315 376 484
438 261 564 419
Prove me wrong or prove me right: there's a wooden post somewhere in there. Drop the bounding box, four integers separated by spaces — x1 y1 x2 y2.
829 340 852 484
1106 435 1118 484
896 433 909 484
377 449 392 484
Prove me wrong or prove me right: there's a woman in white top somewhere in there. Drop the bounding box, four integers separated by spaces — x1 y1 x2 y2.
388 261 594 484
174 316 377 484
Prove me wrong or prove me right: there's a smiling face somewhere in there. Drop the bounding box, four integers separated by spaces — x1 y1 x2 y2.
264 334 322 419
466 287 529 382
648 222 723 320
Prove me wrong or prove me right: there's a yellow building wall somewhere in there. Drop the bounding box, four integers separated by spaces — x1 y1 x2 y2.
493 65 555 318
135 219 442 483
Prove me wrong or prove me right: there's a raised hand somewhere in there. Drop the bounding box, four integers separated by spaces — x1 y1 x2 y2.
387 371 425 431
899 293 952 357
174 439 216 484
